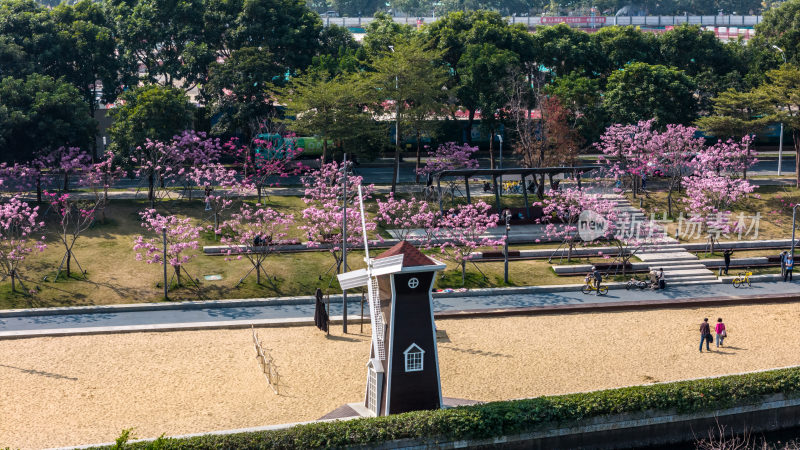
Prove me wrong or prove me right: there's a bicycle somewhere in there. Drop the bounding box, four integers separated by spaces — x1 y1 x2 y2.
581 281 608 295
732 270 752 288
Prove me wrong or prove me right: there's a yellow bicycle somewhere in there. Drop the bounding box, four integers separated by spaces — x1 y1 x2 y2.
732 270 752 288
581 281 608 295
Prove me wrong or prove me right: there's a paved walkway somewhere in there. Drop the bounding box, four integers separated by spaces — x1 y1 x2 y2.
3 281 800 338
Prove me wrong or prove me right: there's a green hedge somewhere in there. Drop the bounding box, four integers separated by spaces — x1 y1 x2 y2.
101 366 800 449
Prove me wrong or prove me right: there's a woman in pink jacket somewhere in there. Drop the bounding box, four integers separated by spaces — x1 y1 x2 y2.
715 318 727 347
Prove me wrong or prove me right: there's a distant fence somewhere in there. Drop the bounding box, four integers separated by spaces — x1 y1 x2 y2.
322 14 761 29
252 326 280 395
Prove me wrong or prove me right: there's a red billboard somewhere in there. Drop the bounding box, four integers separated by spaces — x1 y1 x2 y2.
540 16 607 24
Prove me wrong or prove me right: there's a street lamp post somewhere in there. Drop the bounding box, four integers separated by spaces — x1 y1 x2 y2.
503 209 510 284
389 45 400 188
341 153 349 333
792 204 799 262
496 134 503 188
772 45 787 176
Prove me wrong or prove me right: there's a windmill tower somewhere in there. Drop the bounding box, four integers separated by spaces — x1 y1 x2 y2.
338 187 447 417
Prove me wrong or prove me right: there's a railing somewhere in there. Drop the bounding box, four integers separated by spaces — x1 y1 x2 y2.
252 326 280 395
322 14 761 29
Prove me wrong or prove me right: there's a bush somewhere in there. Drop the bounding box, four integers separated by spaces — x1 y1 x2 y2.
97 366 800 449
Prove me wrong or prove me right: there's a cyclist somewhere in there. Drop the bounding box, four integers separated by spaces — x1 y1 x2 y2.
591 266 602 295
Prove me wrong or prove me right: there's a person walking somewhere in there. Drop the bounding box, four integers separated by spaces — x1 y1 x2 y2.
785 253 794 282
699 318 712 352
780 251 787 278
723 249 733 275
715 318 727 347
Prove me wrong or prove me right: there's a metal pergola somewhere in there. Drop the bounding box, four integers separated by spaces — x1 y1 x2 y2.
435 165 603 216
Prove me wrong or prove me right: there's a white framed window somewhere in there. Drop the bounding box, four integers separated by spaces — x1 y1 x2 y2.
403 343 425 372
368 366 378 413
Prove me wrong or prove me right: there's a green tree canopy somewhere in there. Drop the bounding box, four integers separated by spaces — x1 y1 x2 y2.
207 47 283 143
532 24 604 77
107 84 193 158
591 26 658 74
755 0 800 65
603 62 698 126
757 65 800 186
0 74 96 162
281 73 380 163
695 88 772 140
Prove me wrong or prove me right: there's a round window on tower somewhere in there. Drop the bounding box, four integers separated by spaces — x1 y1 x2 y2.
408 277 420 289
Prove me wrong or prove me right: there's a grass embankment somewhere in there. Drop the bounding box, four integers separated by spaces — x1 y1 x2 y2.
629 184 800 242
0 196 579 309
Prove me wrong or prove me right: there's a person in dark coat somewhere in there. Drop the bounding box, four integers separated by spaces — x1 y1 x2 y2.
314 288 329 332
723 249 733 275
699 318 712 352
780 251 788 278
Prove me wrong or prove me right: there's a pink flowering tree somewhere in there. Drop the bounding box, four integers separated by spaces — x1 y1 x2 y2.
247 135 304 204
132 139 185 206
133 209 202 291
610 212 669 276
300 160 376 283
44 191 100 279
596 120 659 198
435 201 503 285
417 142 480 179
172 131 226 199
683 172 757 252
694 135 757 177
536 187 619 263
189 163 242 236
648 124 706 217
417 142 480 205
375 194 438 245
78 151 127 222
0 162 38 201
0 196 46 293
37 147 93 193
220 203 294 287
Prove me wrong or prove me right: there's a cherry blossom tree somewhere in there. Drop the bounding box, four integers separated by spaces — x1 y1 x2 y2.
0 196 46 293
610 212 668 276
0 162 38 202
596 120 659 198
693 135 757 177
220 203 294 287
171 131 226 199
683 172 757 252
435 201 503 285
132 138 186 206
300 160 376 283
247 135 304 204
133 209 202 290
78 151 127 221
536 187 619 262
189 163 242 236
375 194 438 245
44 191 99 279
645 124 705 217
417 142 480 207
38 147 93 193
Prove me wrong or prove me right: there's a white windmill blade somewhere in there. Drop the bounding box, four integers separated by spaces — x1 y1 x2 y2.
370 254 404 276
357 184 371 270
337 268 370 289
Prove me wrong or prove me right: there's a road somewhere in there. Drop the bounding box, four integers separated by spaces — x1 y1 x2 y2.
3 281 800 337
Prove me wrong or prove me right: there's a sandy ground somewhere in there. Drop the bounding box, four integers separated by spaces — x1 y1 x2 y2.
4 302 800 449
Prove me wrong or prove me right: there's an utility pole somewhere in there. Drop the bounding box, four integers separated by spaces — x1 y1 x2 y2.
773 45 787 176
342 153 348 333
162 227 168 300
503 210 510 284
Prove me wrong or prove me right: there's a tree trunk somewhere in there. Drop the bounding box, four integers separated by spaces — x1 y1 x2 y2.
36 176 42 203
148 171 155 206
488 129 496 170
10 269 15 293
466 110 475 144
257 185 262 204
175 265 181 287
256 260 261 285
415 130 422 184
795 129 800 188
63 173 69 192
391 142 400 194
461 260 466 286
538 173 545 199
743 140 749 180
322 137 328 164
66 249 71 277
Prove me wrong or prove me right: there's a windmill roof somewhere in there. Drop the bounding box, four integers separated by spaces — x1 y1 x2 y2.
376 241 437 267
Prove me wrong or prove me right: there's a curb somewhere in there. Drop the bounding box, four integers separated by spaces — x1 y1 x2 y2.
0 283 630 318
